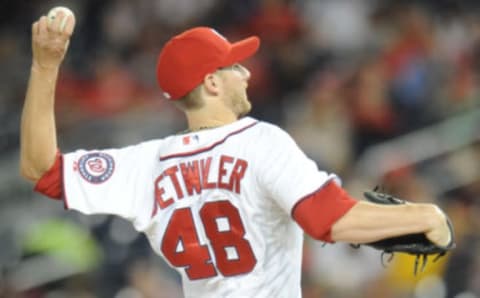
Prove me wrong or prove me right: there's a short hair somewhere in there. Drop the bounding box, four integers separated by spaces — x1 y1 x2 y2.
173 84 204 111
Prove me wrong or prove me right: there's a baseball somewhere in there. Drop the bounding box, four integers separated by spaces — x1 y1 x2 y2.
47 6 75 31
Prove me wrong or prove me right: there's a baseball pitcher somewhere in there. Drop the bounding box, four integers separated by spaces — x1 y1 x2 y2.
20 10 454 298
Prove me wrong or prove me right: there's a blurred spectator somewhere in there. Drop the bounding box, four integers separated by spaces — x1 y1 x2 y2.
443 185 480 298
343 57 398 157
285 70 353 174
300 0 375 53
123 258 182 298
378 4 438 131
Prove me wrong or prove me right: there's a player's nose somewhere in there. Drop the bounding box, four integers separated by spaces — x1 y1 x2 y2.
239 64 251 81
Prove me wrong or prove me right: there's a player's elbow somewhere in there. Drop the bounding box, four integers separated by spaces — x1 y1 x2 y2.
20 150 58 183
20 164 41 183
296 218 331 241
19 158 47 183
306 228 332 242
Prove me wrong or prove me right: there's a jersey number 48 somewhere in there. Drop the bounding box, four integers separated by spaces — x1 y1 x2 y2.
161 200 257 280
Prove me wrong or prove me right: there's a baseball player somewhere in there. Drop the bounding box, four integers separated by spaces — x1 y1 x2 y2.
20 11 453 298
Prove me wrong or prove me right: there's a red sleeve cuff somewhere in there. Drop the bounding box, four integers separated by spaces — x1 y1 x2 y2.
34 152 63 200
292 180 358 242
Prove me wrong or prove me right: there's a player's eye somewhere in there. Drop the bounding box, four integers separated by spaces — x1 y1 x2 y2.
219 64 243 72
217 64 249 78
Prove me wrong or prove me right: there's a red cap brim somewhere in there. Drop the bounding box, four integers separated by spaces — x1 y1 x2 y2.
222 36 260 66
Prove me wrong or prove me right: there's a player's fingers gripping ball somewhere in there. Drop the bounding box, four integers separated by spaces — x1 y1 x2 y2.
47 6 75 32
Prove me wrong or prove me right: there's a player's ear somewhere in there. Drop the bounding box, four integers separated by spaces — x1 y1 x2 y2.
202 73 221 97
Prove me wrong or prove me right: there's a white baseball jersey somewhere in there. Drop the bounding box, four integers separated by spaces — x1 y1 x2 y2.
62 116 340 298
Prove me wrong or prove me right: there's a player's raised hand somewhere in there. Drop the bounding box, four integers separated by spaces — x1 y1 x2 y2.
31 10 76 70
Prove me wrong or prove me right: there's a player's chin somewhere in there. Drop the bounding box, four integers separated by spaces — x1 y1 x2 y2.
238 99 252 118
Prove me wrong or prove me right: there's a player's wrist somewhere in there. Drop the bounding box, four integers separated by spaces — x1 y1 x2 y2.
423 204 450 245
423 204 441 228
31 60 61 73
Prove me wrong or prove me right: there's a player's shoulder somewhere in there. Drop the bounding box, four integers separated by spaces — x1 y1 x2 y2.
133 117 292 157
217 117 292 144
136 138 171 154
254 119 288 134
253 119 295 143
152 117 260 159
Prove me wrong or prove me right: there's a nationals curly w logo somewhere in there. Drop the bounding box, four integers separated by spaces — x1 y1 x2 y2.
78 152 115 184
87 158 105 173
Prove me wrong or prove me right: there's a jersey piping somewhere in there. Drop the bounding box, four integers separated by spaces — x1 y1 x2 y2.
159 121 258 161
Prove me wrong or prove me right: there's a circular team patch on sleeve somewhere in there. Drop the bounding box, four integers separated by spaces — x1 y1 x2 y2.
78 152 115 184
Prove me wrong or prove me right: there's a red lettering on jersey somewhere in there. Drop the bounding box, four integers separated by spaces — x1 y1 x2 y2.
153 155 249 213
154 174 174 209
230 159 248 194
200 157 216 189
180 160 202 196
164 165 184 199
218 155 234 191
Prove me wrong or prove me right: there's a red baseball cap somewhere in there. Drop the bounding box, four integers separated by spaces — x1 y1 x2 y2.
156 27 260 100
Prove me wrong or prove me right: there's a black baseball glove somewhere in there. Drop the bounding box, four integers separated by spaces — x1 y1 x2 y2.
355 188 456 275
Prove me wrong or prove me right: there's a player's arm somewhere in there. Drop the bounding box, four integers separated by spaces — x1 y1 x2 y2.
293 181 451 248
20 12 75 182
330 199 451 247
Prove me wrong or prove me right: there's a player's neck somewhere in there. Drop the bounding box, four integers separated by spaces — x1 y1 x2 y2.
185 105 238 131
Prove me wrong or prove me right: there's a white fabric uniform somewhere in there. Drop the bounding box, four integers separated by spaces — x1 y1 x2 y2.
62 117 339 298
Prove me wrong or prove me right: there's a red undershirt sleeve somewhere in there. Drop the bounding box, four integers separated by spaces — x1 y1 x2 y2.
34 152 63 200
292 180 358 243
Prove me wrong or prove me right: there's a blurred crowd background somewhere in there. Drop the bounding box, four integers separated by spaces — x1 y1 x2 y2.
1 0 479 297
